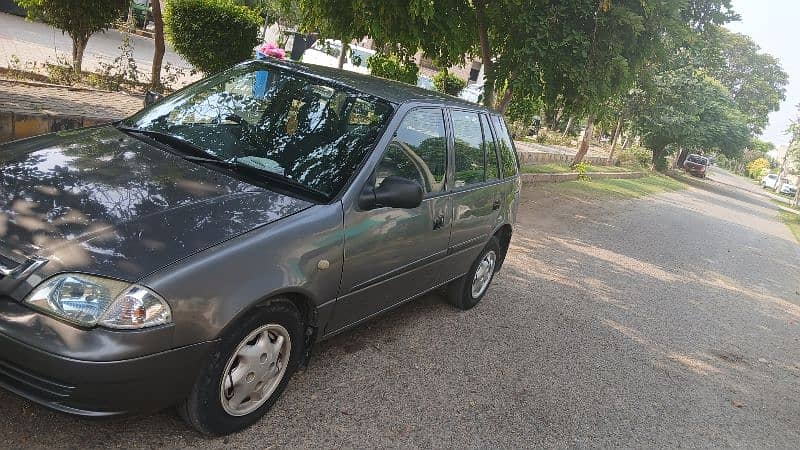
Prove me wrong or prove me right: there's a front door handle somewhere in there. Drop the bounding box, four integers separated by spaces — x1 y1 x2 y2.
492 200 501 211
433 214 446 230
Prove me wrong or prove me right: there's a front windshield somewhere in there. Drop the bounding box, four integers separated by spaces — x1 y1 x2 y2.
123 62 393 198
686 155 708 165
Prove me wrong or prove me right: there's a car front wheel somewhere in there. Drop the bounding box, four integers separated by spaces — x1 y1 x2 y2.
446 237 501 310
179 298 304 436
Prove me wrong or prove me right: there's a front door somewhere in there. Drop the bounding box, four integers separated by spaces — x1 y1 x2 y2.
329 107 452 332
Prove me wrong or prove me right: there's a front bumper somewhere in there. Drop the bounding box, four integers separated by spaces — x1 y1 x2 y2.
0 330 214 416
0 295 215 416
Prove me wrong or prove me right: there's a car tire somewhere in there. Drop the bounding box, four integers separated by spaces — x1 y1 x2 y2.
445 237 501 310
178 298 304 436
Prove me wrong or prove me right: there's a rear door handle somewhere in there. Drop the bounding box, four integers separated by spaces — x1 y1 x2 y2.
492 200 501 211
433 214 446 230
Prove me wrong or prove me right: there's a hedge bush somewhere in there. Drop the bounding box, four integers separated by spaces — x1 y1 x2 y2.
746 157 771 179
165 0 261 74
433 70 466 96
367 53 419 85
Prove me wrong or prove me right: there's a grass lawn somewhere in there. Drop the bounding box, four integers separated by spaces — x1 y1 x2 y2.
521 163 638 174
533 174 686 200
778 211 800 243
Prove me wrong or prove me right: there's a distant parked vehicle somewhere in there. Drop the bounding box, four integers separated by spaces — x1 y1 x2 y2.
779 182 797 196
761 173 780 189
683 154 709 178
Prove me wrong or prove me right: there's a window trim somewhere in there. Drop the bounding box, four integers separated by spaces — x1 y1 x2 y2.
372 106 450 199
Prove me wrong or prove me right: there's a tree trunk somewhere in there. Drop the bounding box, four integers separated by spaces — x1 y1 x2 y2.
793 185 799 208
150 0 165 91
71 35 88 73
676 148 689 168
562 116 573 138
475 0 494 108
652 145 668 171
337 42 348 69
607 115 623 164
496 72 516 113
572 113 595 166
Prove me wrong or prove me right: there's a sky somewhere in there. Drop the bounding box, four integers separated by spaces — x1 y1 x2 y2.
727 0 799 147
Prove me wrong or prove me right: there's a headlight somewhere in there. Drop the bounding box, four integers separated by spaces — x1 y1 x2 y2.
24 274 172 329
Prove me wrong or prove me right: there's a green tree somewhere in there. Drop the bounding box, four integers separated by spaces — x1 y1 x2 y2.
698 27 788 134
433 70 466 96
164 0 261 74
366 52 419 84
17 0 129 73
628 68 751 169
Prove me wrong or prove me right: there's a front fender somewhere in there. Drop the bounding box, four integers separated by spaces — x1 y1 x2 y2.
141 202 344 347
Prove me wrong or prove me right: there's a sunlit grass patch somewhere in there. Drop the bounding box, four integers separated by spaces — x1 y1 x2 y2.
521 163 637 174
778 211 800 244
538 174 686 200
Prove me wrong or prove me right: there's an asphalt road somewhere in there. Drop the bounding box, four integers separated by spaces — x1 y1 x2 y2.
0 12 192 77
1 167 799 448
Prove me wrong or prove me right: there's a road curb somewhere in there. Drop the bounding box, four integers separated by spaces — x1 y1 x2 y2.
521 171 646 184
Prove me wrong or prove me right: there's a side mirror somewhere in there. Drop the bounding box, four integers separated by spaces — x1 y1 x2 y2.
359 176 423 210
144 90 163 107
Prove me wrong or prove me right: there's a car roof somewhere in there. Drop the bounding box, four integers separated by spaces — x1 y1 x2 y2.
244 59 494 112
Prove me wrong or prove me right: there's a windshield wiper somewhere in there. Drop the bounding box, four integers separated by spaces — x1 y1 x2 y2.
116 125 226 162
226 159 330 201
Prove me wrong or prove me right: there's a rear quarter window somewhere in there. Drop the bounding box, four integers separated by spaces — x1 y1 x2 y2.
490 115 518 177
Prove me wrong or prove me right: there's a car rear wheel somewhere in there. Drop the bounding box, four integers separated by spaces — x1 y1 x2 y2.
445 237 501 310
178 298 304 436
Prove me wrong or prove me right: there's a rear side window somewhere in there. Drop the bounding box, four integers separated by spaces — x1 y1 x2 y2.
481 114 500 181
451 110 486 188
374 108 447 194
491 115 518 177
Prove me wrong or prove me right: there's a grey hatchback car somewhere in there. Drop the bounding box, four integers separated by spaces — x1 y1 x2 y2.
0 59 519 435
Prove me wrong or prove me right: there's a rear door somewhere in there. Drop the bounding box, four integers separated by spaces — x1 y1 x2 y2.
442 109 504 280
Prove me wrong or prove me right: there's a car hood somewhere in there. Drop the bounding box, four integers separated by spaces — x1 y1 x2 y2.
0 126 313 281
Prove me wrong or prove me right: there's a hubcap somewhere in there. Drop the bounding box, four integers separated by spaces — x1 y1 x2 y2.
220 324 291 417
471 250 497 299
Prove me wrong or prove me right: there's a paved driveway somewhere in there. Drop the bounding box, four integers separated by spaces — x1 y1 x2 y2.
1 168 799 448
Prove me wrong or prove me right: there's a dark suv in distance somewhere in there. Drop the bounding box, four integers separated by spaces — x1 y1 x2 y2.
0 59 520 435
683 153 709 178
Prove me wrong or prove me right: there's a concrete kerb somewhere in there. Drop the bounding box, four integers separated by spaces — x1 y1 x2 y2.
0 111 116 143
521 171 646 184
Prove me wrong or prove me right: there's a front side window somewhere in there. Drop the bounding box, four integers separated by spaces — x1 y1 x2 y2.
122 61 393 198
490 115 518 178
375 108 447 194
452 110 486 188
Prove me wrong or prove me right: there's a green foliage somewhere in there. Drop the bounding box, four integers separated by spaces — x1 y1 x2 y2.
573 161 592 181
617 145 652 168
17 0 128 72
366 52 419 85
746 157 770 179
749 138 776 154
165 0 261 74
629 68 751 164
697 27 788 134
432 70 466 96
